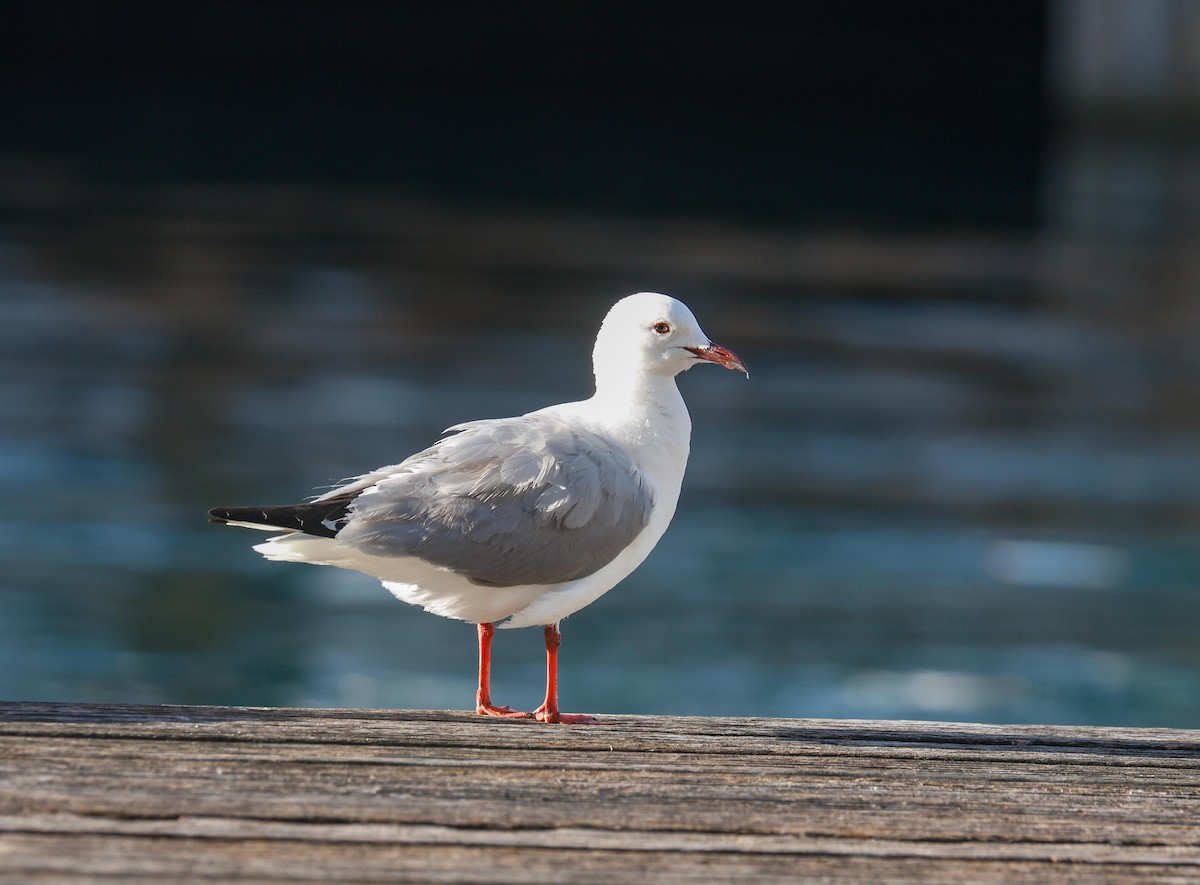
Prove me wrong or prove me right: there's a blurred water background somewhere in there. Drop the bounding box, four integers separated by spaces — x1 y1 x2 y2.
2 2 1199 726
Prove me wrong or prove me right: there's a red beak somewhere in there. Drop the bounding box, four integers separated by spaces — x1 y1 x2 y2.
685 343 749 377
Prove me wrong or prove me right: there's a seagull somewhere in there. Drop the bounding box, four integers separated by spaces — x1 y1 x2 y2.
209 292 747 723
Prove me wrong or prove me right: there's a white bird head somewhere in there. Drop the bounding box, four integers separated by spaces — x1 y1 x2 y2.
592 292 748 387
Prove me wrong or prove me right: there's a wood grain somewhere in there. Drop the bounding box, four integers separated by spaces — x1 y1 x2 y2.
1 702 1198 882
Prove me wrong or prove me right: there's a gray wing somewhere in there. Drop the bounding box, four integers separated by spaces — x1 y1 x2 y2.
334 414 654 587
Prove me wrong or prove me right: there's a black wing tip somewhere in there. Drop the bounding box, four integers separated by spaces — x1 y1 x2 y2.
208 503 280 522
207 505 273 527
206 500 352 538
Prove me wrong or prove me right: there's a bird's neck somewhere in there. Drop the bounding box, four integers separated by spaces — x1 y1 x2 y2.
588 370 692 490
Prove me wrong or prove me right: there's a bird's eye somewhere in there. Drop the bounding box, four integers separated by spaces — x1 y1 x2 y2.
652 321 671 335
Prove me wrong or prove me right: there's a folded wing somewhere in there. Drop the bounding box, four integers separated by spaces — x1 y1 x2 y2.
212 414 654 588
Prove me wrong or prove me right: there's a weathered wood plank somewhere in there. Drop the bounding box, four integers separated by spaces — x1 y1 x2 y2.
1 702 1198 883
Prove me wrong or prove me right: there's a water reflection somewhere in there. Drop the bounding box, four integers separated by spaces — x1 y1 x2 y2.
1 186 1199 726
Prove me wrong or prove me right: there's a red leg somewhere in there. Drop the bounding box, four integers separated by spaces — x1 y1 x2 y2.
533 623 598 724
475 622 532 719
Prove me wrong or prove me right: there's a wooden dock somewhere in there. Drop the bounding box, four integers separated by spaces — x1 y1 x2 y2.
1 702 1198 882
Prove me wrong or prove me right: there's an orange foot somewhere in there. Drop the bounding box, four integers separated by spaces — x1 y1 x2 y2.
534 704 599 725
476 703 534 719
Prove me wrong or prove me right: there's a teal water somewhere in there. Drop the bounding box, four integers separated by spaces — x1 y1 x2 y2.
2 196 1199 726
